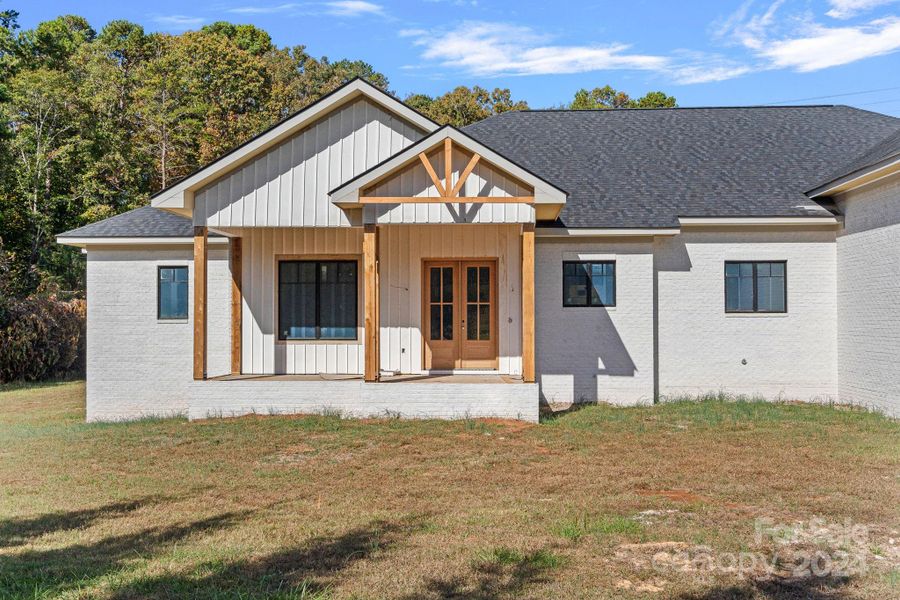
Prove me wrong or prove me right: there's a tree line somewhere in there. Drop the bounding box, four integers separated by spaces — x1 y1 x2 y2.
0 8 676 297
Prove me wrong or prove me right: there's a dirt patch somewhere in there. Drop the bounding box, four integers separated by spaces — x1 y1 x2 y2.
480 418 536 434
636 489 709 503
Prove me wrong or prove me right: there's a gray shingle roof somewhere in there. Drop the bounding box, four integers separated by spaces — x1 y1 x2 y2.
463 105 900 228
58 206 221 238
58 105 900 237
809 128 900 195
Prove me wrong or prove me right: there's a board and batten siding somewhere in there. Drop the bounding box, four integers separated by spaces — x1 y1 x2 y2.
378 224 524 376
238 228 365 375
233 224 524 376
195 97 426 228
364 146 535 224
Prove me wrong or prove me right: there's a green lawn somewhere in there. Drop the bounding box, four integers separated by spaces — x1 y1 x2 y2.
0 382 898 599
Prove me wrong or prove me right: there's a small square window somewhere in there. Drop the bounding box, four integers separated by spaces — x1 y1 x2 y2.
158 266 188 320
562 261 616 307
725 261 786 313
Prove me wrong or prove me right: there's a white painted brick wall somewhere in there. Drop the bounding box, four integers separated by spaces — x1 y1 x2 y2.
85 246 231 421
189 380 539 422
535 240 656 405
655 230 838 402
836 175 900 417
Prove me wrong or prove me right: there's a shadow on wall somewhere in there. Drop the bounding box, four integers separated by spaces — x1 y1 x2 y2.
537 238 693 406
538 303 636 405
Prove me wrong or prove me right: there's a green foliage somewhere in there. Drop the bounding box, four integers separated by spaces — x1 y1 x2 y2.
570 85 676 109
0 9 677 326
406 86 529 126
0 253 85 382
0 13 393 302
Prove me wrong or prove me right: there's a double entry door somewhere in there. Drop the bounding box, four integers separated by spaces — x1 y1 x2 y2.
423 260 498 370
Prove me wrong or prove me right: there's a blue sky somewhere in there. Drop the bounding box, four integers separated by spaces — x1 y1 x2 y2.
16 1 900 115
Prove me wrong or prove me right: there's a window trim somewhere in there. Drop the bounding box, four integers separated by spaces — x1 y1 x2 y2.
562 260 617 308
724 260 787 314
275 256 361 343
157 265 189 321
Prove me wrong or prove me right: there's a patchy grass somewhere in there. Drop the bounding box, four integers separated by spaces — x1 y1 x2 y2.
554 514 644 543
0 382 898 599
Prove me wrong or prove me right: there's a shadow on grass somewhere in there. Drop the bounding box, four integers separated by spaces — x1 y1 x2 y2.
403 547 562 600
0 510 249 598
0 496 166 548
0 495 415 600
108 519 410 599
539 401 597 424
678 576 856 600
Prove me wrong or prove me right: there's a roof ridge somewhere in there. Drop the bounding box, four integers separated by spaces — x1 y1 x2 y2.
516 104 840 112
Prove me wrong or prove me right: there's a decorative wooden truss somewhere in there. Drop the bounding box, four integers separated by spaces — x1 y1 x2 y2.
359 138 534 204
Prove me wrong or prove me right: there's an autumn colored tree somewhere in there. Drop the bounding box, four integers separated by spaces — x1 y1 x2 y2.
406 86 529 126
570 85 676 109
0 8 676 299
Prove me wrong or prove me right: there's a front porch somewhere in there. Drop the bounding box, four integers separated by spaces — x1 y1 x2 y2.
191 373 539 422
185 131 562 421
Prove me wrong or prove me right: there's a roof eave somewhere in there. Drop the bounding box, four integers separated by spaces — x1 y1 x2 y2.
57 236 230 249
807 156 900 198
329 125 568 207
150 78 439 212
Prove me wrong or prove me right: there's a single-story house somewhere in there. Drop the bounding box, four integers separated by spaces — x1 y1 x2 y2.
57 78 900 422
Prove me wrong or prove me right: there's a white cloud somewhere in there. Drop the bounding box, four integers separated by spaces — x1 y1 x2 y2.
225 1 384 17
761 17 900 70
324 1 384 16
666 52 755 84
227 3 301 15
826 0 898 19
403 21 668 77
718 1 900 72
152 15 205 30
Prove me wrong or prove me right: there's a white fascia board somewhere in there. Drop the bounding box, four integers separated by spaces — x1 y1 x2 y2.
56 236 230 248
535 227 680 238
330 127 568 206
678 216 838 227
150 79 438 210
807 158 900 198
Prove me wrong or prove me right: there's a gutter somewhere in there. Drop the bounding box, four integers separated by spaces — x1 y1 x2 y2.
56 236 231 249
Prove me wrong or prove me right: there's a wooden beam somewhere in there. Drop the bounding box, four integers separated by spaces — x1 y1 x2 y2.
193 226 208 381
359 196 535 204
230 237 242 375
522 223 535 383
449 153 481 198
363 224 379 382
444 138 452 196
418 152 446 197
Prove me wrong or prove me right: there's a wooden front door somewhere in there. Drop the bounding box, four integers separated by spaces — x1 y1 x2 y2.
424 260 498 370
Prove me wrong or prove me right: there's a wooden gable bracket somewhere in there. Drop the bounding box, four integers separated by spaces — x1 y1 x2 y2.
360 137 535 204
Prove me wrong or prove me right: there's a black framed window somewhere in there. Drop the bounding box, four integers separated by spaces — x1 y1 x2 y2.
725 261 786 313
562 261 616 307
158 266 188 320
278 260 357 340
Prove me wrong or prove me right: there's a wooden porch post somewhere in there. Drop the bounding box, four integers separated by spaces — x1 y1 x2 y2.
363 224 379 381
522 223 535 383
230 237 242 375
193 226 208 380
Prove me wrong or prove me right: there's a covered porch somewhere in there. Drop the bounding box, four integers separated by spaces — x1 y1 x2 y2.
186 130 566 420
